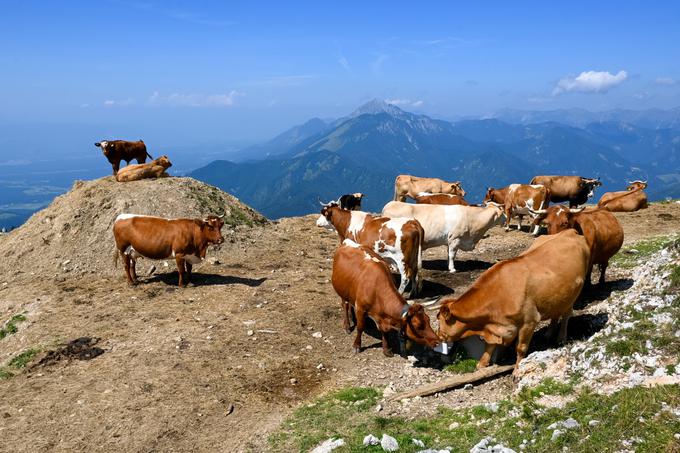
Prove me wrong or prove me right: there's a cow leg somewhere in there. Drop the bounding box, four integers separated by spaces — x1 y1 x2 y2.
396 259 408 296
353 308 366 353
477 342 497 369
504 207 513 231
557 309 572 345
112 162 120 176
130 258 139 283
514 323 536 372
381 332 394 357
530 216 541 236
122 252 135 285
185 263 193 285
598 262 608 285
175 256 187 287
340 299 352 334
516 215 523 231
447 239 460 273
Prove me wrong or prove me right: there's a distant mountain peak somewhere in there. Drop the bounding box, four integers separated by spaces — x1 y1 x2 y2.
350 99 406 118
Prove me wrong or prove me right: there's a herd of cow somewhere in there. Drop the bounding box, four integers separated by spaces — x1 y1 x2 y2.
99 138 650 373
318 173 647 372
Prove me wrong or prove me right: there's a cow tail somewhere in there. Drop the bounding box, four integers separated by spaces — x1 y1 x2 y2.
146 150 153 160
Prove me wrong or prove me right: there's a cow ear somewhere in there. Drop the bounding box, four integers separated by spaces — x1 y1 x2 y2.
439 304 451 320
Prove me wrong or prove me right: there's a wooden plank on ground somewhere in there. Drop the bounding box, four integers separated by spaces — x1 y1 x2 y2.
388 364 515 401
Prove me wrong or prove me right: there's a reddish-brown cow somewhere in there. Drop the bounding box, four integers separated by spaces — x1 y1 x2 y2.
113 213 224 287
317 202 424 297
95 140 152 176
483 184 550 235
531 205 624 285
530 175 601 207
332 239 439 356
437 230 590 371
414 192 470 206
597 180 648 212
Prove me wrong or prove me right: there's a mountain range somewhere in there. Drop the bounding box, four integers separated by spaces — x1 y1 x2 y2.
190 100 680 218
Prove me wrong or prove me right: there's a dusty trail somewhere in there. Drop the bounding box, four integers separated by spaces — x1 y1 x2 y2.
1 195 679 452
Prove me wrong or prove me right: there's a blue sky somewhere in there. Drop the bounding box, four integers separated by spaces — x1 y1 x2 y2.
1 1 679 144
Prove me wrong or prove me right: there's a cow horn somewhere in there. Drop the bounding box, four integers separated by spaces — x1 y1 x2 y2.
528 207 548 215
217 213 225 219
485 201 502 208
420 296 442 307
570 207 585 213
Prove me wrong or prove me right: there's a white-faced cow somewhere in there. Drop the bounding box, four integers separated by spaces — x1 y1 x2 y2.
316 202 424 297
530 175 601 208
530 205 624 286
113 213 224 287
393 175 465 202
437 229 590 371
381 201 505 273
332 239 440 356
95 140 152 176
597 180 648 212
483 184 550 235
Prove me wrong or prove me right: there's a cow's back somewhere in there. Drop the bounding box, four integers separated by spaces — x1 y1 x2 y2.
575 210 623 265
332 243 394 304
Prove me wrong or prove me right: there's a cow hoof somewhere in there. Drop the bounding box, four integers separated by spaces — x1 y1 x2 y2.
448 269 456 274
382 349 394 358
344 327 353 335
353 347 361 354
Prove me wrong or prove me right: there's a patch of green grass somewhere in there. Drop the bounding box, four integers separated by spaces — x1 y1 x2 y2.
612 235 680 269
7 348 39 369
0 313 27 340
0 369 12 379
269 384 680 452
668 264 680 291
443 346 478 374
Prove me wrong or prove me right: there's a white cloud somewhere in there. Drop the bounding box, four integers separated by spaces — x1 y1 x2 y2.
656 77 677 86
338 56 351 72
553 70 628 95
149 90 243 107
250 75 317 86
385 99 424 108
103 98 134 106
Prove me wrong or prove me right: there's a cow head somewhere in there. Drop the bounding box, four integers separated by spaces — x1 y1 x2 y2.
201 215 225 245
401 304 439 349
582 177 602 199
449 181 466 197
95 140 114 157
627 180 648 191
483 187 502 204
529 205 584 234
155 155 173 169
436 302 466 342
316 201 340 231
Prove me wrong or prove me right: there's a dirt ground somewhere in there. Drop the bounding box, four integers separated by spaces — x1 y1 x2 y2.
1 198 679 452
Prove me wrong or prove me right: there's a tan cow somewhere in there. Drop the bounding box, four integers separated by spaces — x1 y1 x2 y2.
115 156 172 182
393 175 465 202
530 175 601 207
597 181 648 212
483 184 550 235
332 239 440 356
530 205 623 286
437 229 590 371
381 201 505 273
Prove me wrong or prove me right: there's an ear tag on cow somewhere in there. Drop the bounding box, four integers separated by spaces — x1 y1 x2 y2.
400 306 409 319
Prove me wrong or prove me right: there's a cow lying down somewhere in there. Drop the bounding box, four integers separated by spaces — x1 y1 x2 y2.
115 155 172 182
437 229 590 372
332 239 439 356
113 213 224 287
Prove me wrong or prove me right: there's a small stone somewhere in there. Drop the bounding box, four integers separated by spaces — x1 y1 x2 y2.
246 330 254 336
381 434 399 451
311 437 345 453
448 421 460 430
588 420 600 427
551 429 563 441
363 434 380 446
463 383 473 390
290 378 297 385
375 404 383 412
412 438 425 447
317 363 324 370
312 331 323 338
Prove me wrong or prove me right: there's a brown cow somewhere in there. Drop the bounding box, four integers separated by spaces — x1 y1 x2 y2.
597 180 648 212
483 184 550 235
113 213 224 287
115 155 172 182
414 192 470 206
530 205 623 286
393 175 465 202
437 229 590 371
332 239 439 356
95 140 152 176
530 175 601 207
317 202 424 297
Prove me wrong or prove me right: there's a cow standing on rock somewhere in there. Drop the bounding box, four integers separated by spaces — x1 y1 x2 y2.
95 140 152 176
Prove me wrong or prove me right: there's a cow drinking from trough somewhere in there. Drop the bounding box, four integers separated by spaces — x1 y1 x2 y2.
483 184 550 235
530 175 601 208
437 229 590 371
381 201 505 273
530 205 623 286
316 201 424 297
95 140 153 176
597 180 648 212
113 214 224 287
393 175 465 202
332 239 439 356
